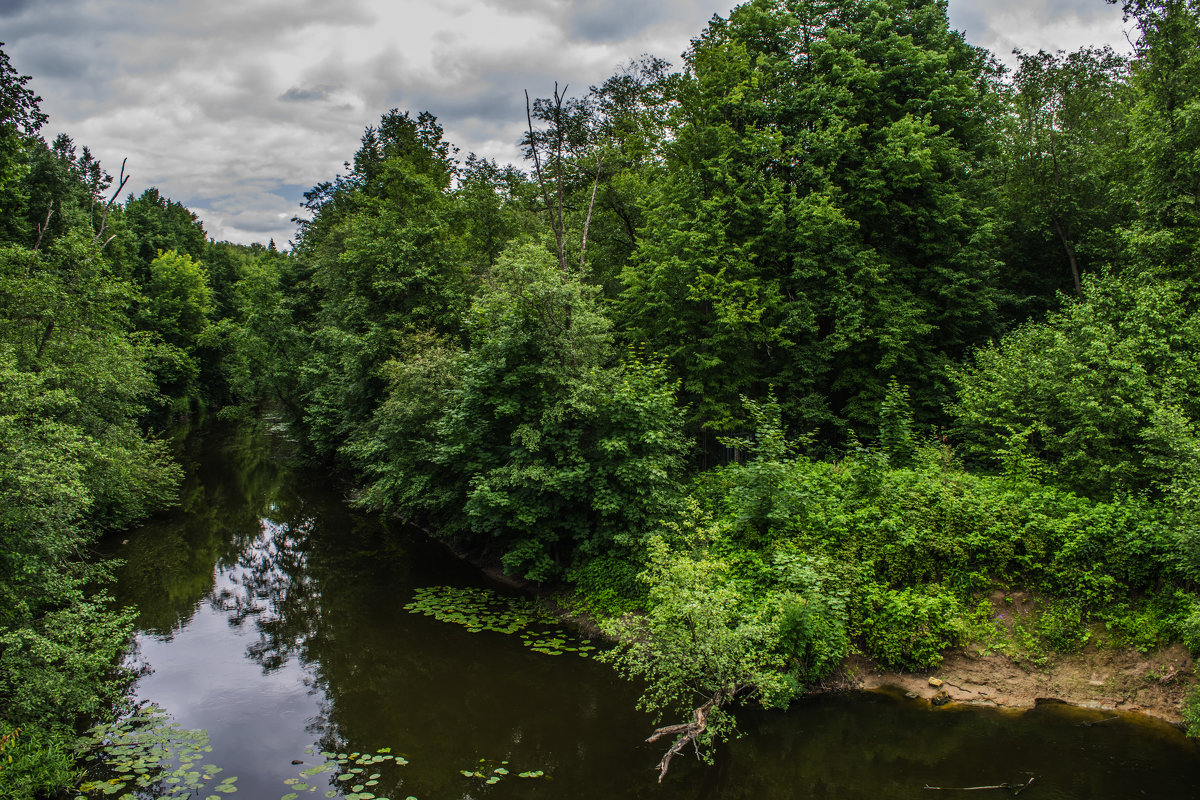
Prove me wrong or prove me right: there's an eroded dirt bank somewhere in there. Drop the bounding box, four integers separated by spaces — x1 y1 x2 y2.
846 643 1194 724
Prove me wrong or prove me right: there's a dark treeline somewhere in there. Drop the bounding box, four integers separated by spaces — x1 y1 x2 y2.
3 0 1200 793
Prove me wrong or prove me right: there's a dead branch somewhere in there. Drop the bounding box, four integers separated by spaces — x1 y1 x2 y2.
551 83 567 272
646 697 717 783
1076 715 1119 727
33 201 53 251
579 153 604 271
95 157 129 242
924 775 1035 795
107 157 129 206
525 90 565 272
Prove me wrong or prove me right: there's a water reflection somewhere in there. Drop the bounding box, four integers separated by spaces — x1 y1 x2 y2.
105 418 1200 800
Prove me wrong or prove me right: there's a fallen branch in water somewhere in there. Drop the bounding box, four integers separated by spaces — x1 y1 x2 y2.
1077 715 1119 727
924 775 1035 794
646 696 719 783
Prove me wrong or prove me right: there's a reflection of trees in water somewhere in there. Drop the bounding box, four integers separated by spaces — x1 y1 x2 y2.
218 498 659 799
110 418 295 636
211 513 321 671
122 418 661 798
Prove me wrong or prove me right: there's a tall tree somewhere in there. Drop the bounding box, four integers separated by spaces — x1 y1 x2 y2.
997 47 1132 315
289 110 470 457
1111 0 1200 269
0 42 45 200
619 0 1003 445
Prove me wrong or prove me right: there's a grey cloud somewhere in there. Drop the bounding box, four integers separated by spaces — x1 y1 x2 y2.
279 85 334 103
0 0 35 18
564 0 671 43
13 43 91 80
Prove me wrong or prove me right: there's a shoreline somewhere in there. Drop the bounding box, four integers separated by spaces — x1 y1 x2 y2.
840 644 1194 727
437 535 1198 731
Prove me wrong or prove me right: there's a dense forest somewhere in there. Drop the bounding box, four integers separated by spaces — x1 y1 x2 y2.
3 0 1200 794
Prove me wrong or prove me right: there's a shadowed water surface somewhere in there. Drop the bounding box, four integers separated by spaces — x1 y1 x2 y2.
103 419 1200 800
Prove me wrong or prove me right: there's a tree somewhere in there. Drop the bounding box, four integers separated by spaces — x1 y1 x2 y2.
289 110 471 457
0 42 45 197
1110 0 1200 269
619 0 1003 446
950 271 1200 497
998 47 1132 313
347 239 689 580
123 188 208 276
602 535 793 781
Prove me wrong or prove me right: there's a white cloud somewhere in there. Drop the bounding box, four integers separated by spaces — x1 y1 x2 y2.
4 0 1134 246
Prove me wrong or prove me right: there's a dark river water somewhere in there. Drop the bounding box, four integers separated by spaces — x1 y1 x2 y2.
103 418 1200 800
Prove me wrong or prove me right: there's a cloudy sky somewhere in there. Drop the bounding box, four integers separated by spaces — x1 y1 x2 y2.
2 0 1132 247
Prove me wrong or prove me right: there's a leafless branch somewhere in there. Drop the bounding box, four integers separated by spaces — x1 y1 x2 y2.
33 201 53 251
526 90 565 271
579 154 604 270
95 157 130 243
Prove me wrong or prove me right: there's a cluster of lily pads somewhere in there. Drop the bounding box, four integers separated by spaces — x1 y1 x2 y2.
72 703 231 800
403 586 544 634
458 758 548 785
404 586 598 658
283 747 416 800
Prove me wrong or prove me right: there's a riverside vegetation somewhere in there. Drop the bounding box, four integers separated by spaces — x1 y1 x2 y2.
3 0 1200 794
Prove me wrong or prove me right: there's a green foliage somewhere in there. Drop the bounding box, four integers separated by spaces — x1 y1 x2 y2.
997 46 1132 315
350 240 688 580
601 535 795 754
951 271 1200 496
564 554 646 621
619 0 1001 438
0 722 77 800
772 552 851 683
1112 0 1200 270
123 188 209 274
855 584 965 669
143 249 214 350
0 42 45 198
290 109 474 457
1185 686 1200 738
1034 599 1091 653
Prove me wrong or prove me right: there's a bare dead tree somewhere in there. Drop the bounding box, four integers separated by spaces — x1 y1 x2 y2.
33 201 52 251
579 153 604 271
94 157 129 247
646 696 719 782
526 89 567 273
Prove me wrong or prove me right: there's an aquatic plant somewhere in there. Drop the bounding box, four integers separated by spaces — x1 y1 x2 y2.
458 757 547 785
287 746 411 800
72 704 231 800
404 586 597 658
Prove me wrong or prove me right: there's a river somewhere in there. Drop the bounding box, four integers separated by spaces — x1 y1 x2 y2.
101 418 1200 799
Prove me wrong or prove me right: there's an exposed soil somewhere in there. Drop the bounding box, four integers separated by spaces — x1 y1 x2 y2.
844 642 1194 725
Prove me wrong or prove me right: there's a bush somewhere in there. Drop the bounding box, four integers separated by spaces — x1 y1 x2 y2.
0 723 77 800
855 584 966 670
950 272 1200 498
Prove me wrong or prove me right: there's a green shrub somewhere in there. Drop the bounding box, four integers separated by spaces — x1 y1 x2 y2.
1035 600 1090 652
565 554 646 621
855 584 966 670
0 723 77 800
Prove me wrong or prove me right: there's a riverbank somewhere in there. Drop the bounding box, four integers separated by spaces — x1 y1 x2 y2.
542 580 1196 727
846 641 1193 724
